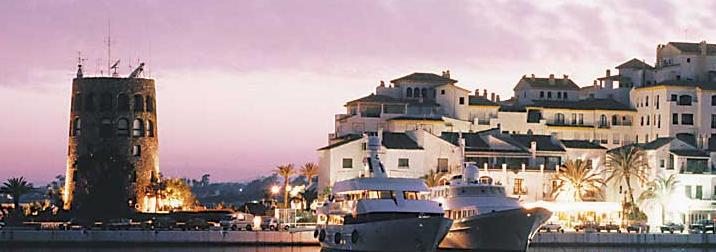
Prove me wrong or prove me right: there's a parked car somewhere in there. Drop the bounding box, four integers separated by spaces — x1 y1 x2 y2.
626 223 648 233
689 219 715 234
143 216 177 230
597 222 620 233
220 212 255 231
574 222 598 232
103 218 132 230
660 222 684 233
184 218 211 230
539 222 563 233
259 217 289 231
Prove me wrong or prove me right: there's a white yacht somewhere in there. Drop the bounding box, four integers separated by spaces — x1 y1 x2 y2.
432 164 552 251
315 135 453 252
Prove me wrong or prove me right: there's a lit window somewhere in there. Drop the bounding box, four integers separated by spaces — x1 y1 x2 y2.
72 118 81 136
117 118 129 136
134 94 145 112
146 96 154 112
146 120 155 137
132 145 141 157
133 119 144 137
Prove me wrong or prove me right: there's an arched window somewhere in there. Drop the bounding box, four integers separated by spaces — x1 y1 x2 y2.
555 113 565 124
85 93 95 111
547 92 552 99
100 118 112 138
421 88 427 98
73 94 83 112
72 118 81 136
100 93 112 111
678 95 692 106
406 88 413 97
146 96 154 112
117 118 129 136
132 119 144 137
134 94 144 112
146 120 154 137
563 92 568 99
611 115 619 125
414 88 421 97
599 114 607 127
117 94 130 111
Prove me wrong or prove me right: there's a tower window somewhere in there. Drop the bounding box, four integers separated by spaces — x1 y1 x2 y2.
132 145 141 157
72 118 81 136
117 118 129 136
414 88 421 97
406 88 413 97
146 96 154 112
132 119 144 137
117 94 130 111
459 97 465 105
146 120 154 137
134 94 145 112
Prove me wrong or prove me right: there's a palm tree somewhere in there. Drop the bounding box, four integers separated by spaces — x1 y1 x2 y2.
605 146 649 210
550 159 605 201
421 169 446 188
275 164 295 208
638 174 678 224
300 162 319 189
1 177 34 216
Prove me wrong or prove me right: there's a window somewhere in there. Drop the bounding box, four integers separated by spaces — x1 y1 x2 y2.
146 96 154 112
132 145 141 157
672 113 678 124
406 88 413 97
72 118 81 136
146 120 155 137
646 116 650 126
547 92 552 99
117 118 129 136
398 158 409 168
403 191 419 200
678 95 692 106
540 91 544 98
117 94 129 111
563 92 568 99
513 178 524 195
555 113 565 124
671 94 677 101
578 114 584 125
599 114 607 127
437 158 449 173
100 118 112 138
342 158 353 168
100 93 112 111
459 97 465 105
134 94 145 111
687 58 691 63
383 104 405 114
557 92 562 99
132 119 144 137
712 95 716 106
571 113 577 125
682 114 694 125
685 185 692 199
696 186 703 200
641 116 644 126
421 88 427 98
73 94 83 112
611 115 618 125
414 88 420 97
645 96 649 106
712 115 716 129
656 95 660 109
660 160 665 168
613 133 620 145
441 89 445 95
479 176 493 184
658 114 661 128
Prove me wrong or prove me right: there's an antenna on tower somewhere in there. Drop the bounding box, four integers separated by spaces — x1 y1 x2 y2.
76 51 87 78
105 18 113 76
111 59 121 77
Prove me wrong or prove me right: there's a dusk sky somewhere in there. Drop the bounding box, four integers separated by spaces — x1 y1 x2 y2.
2 0 716 184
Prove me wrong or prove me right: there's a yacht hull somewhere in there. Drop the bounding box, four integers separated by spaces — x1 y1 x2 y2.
319 215 452 252
439 207 551 251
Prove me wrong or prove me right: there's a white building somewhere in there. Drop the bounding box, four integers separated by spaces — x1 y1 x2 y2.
318 40 716 226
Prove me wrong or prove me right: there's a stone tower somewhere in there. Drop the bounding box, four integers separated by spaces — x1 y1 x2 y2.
64 70 159 214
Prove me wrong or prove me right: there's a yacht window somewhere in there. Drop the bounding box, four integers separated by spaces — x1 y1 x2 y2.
404 191 419 200
368 190 393 199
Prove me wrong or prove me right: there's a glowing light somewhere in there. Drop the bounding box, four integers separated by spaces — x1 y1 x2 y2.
253 216 261 229
271 185 280 194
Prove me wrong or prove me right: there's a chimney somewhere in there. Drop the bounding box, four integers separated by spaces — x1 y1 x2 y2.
606 69 611 77
531 74 536 80
563 74 569 80
483 89 488 97
490 93 495 102
593 80 598 86
442 70 451 78
496 95 500 102
475 89 479 95
700 40 708 55
548 74 555 85
379 80 385 87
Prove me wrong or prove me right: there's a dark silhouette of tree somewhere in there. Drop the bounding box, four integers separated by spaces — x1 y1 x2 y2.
1 177 33 217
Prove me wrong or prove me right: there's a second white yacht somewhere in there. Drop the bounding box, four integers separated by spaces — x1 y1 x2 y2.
432 164 552 251
315 135 453 252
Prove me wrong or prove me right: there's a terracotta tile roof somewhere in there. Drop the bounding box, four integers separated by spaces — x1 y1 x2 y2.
529 98 635 111
381 132 422 150
635 80 716 90
390 72 457 84
387 115 443 121
616 58 654 69
520 76 580 90
317 134 362 150
668 42 716 55
561 140 606 149
468 95 499 106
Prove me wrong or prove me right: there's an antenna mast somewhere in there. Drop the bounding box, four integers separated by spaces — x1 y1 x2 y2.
106 18 112 76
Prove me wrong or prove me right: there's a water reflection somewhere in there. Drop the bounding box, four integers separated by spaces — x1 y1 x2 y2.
1 246 713 252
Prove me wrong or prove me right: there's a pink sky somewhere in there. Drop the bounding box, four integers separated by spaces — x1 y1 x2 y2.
1 0 716 184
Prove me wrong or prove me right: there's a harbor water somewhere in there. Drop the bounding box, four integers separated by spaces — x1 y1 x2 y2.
1 246 714 252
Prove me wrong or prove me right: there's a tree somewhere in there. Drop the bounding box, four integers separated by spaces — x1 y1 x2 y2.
46 175 65 208
551 160 605 201
421 169 447 188
275 164 295 208
162 178 197 211
638 174 678 224
300 162 319 189
1 177 33 216
605 146 649 211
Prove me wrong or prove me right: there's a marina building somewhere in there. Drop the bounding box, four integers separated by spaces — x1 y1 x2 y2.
318 41 716 227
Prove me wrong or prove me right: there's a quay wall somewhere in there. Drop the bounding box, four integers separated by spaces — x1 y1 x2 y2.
2 230 716 247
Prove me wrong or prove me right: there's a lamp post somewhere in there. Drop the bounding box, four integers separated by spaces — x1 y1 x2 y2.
270 185 280 207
